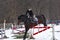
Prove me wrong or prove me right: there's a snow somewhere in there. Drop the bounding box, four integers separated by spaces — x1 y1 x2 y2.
0 24 60 40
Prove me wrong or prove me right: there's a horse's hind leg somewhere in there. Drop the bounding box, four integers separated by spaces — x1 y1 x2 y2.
43 22 47 27
44 22 47 26
43 19 47 26
23 28 29 40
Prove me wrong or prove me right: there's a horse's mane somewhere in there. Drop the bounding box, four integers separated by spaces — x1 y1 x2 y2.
18 15 28 20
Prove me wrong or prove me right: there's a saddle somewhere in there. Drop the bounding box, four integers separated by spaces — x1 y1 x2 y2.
29 17 38 24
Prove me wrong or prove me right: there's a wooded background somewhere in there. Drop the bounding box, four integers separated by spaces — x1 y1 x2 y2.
0 0 60 23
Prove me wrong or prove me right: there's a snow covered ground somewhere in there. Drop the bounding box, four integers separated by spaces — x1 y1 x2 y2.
0 24 60 40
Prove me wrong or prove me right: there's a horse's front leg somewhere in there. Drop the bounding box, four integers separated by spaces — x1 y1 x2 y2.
23 28 29 40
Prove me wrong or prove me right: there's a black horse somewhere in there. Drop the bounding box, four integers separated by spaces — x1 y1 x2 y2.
18 9 47 40
18 14 47 40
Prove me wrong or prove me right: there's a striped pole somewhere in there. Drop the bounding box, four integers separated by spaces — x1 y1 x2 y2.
52 24 57 40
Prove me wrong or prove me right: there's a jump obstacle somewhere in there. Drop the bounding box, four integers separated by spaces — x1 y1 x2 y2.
0 19 60 40
12 24 51 35
33 26 50 35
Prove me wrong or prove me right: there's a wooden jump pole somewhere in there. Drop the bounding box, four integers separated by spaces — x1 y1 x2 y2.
51 24 57 40
3 19 8 38
12 23 14 33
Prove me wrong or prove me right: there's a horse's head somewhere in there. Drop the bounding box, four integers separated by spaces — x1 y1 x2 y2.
18 15 27 25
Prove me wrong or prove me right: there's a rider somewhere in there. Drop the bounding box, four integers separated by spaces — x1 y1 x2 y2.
26 9 38 24
26 9 33 18
33 14 38 24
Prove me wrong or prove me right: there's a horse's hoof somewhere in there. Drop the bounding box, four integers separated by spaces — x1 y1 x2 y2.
30 36 35 39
